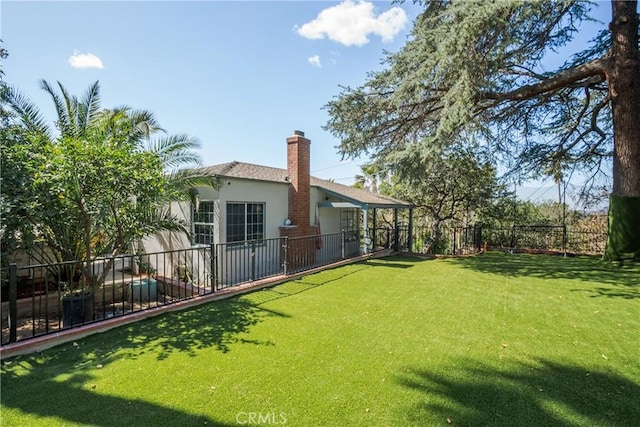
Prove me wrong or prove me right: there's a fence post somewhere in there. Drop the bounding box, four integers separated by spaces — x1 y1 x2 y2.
8 263 18 343
251 240 256 281
393 226 399 252
282 237 288 276
453 228 457 255
408 209 414 253
341 231 346 259
393 209 399 251
210 244 217 292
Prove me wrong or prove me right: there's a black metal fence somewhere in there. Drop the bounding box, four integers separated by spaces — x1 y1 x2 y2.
370 227 394 252
3 224 606 345
482 226 606 254
390 225 607 255
1 231 366 345
399 224 606 256
399 225 483 255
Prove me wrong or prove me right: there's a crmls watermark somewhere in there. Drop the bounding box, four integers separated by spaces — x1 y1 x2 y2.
235 412 287 425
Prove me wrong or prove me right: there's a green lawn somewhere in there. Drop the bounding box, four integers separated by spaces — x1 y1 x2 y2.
2 252 639 426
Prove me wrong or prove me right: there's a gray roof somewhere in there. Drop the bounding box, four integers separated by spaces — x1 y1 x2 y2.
202 161 412 209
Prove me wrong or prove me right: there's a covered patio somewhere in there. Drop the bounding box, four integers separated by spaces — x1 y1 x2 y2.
314 182 414 253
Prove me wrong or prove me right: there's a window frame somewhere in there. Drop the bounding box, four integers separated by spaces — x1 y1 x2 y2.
341 208 360 242
226 202 266 244
192 200 215 246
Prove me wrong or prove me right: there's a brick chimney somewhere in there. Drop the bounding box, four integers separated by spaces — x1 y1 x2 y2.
281 130 318 272
286 130 311 228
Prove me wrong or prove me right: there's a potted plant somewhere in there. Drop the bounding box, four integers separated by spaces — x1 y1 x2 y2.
58 264 95 328
135 252 157 276
175 263 193 284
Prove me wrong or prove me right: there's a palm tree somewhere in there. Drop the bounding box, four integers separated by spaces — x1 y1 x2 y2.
4 80 216 288
354 163 389 193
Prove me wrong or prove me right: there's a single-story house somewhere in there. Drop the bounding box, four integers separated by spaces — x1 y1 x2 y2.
143 130 412 285
146 130 412 250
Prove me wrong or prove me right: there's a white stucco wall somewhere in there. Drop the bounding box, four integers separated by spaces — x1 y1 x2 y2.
143 177 289 251
144 179 362 252
139 200 208 285
142 200 193 253
216 178 289 240
311 187 343 234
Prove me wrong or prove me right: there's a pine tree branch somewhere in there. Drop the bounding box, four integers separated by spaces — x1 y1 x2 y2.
482 57 613 102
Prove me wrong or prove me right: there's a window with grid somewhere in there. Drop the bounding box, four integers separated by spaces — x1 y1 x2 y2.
192 201 215 245
226 202 265 243
341 208 359 241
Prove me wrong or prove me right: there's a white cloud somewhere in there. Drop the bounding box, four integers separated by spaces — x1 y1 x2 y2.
68 50 104 69
296 0 408 47
308 55 322 68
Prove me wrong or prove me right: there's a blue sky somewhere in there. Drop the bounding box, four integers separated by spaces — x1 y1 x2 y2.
2 0 612 203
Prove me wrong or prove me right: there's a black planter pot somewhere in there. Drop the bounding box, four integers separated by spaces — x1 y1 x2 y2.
62 293 94 328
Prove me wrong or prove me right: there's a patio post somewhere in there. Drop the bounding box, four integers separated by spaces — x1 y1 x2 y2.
393 209 399 251
372 208 377 250
362 207 369 254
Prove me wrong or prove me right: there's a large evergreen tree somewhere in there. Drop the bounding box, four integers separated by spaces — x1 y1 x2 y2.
325 0 639 261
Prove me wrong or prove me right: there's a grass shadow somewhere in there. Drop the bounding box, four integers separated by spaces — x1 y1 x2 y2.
240 262 373 308
0 368 235 426
581 286 640 299
450 252 640 299
96 296 282 365
295 263 372 285
2 293 284 382
1 263 382 425
397 357 640 426
2 262 376 374
368 255 435 268
0 289 291 425
364 261 415 269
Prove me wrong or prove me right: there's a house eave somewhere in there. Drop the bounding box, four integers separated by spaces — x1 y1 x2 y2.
316 187 413 210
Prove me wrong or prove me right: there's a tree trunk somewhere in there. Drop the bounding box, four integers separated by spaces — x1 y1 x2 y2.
431 221 443 255
603 0 640 261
